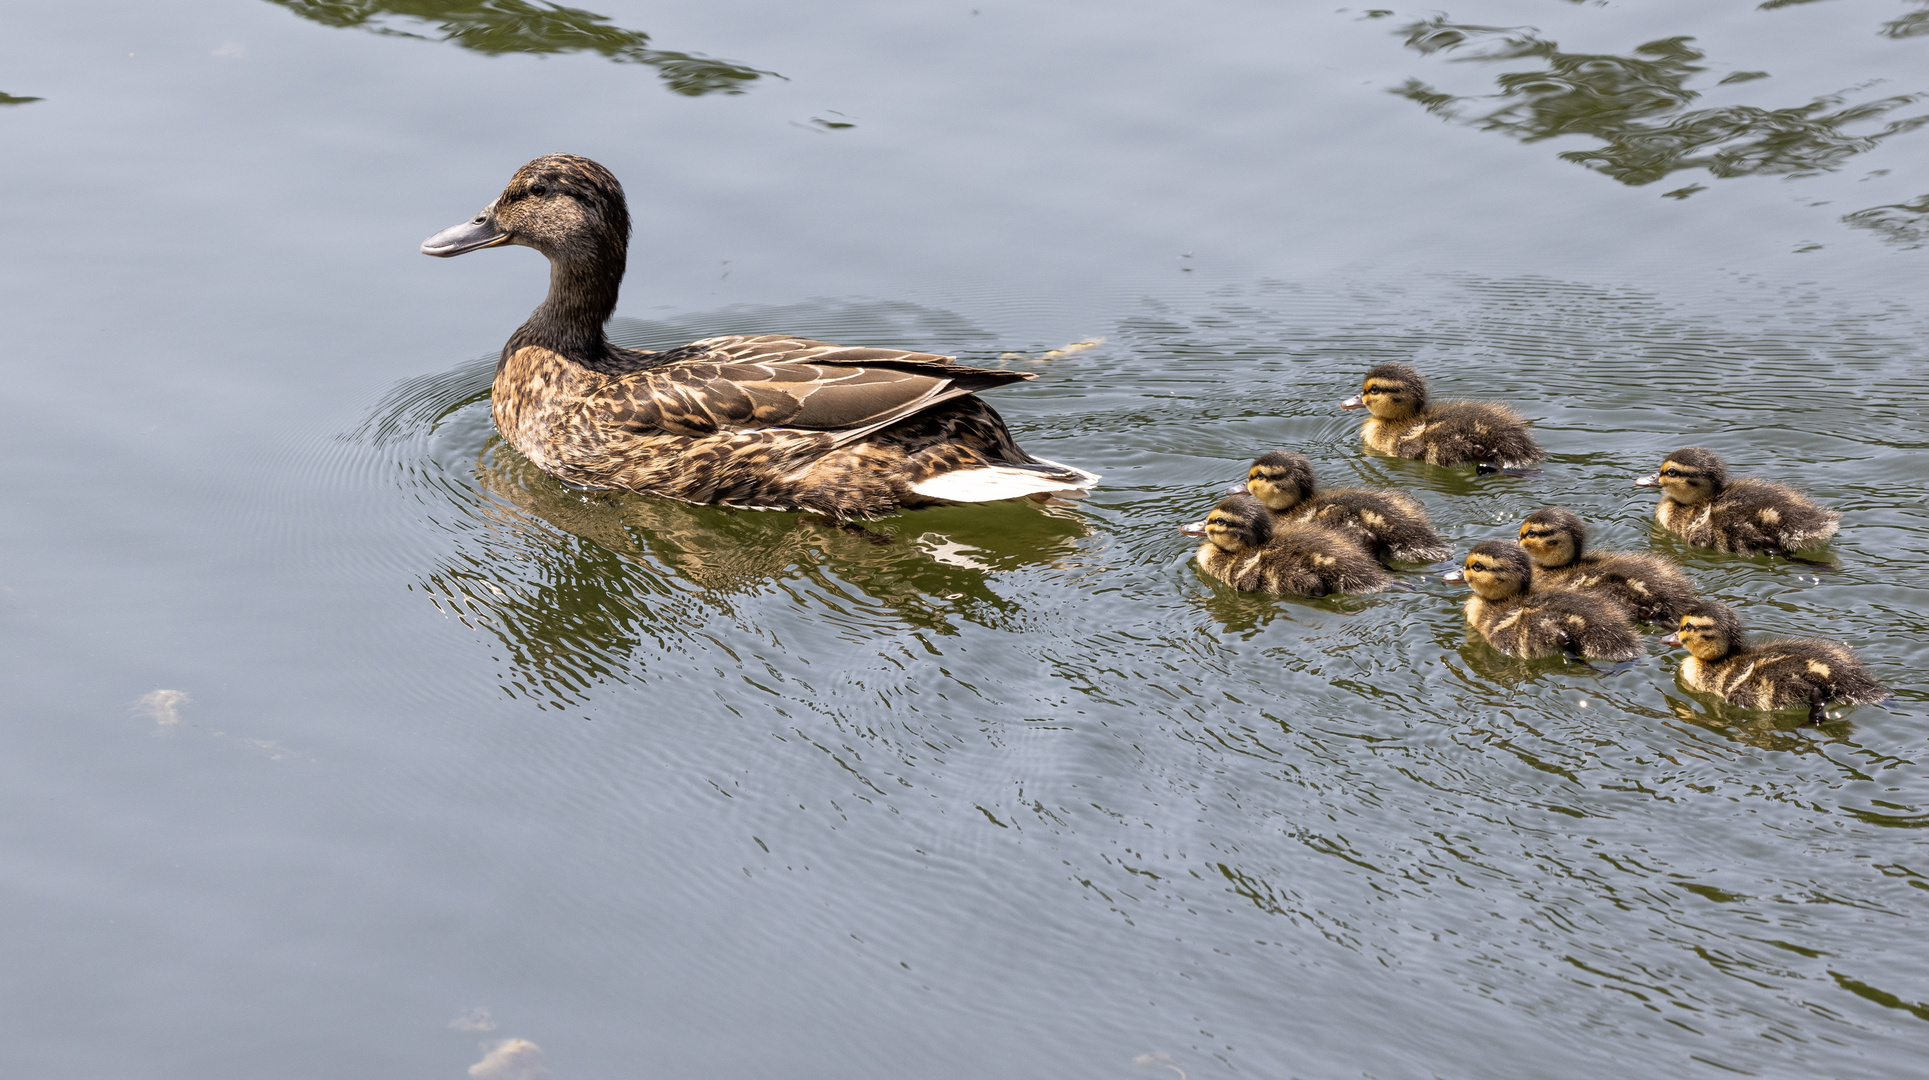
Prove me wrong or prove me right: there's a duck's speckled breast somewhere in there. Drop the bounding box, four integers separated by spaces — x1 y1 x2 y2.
492 345 604 476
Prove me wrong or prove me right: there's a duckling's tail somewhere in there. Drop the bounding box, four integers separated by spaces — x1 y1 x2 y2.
909 458 1100 503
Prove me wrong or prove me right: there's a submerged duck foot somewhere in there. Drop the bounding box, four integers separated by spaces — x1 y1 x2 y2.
837 522 896 546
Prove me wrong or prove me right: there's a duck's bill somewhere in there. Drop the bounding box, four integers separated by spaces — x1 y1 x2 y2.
1225 481 1250 495
1179 520 1208 537
1439 568 1466 583
1338 396 1366 409
1632 474 1661 487
1659 632 1682 646
421 215 510 257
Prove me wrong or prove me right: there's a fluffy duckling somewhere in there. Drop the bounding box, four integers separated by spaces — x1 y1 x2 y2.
1517 507 1698 625
1239 450 1451 564
1443 541 1641 662
1662 600 1887 723
420 154 1097 519
1339 362 1543 470
1634 447 1839 557
1190 493 1393 596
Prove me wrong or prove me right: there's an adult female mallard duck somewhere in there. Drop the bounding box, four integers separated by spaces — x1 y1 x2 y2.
420 154 1098 519
1338 362 1542 471
1236 449 1451 564
1184 493 1392 596
1516 507 1698 625
1662 600 1886 723
1634 447 1838 557
1442 541 1641 662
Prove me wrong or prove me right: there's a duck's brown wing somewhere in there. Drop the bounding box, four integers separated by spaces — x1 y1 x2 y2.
682 333 957 368
592 354 1032 446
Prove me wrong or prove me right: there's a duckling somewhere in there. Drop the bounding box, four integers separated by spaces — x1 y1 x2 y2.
1662 600 1886 723
1442 541 1641 662
421 154 1098 519
1239 450 1451 564
1516 507 1698 625
1339 362 1543 470
1190 493 1393 596
1634 447 1838 557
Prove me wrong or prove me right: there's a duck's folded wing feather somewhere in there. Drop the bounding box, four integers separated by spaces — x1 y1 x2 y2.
597 360 1032 443
683 334 957 368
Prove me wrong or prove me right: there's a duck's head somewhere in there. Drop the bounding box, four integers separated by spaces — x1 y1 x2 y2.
1441 540 1531 600
1242 451 1317 512
1634 447 1726 504
1192 492 1273 554
1339 362 1427 421
421 154 630 267
1517 507 1587 569
1660 600 1743 661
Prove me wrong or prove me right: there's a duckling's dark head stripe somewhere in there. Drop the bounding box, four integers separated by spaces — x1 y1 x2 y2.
1467 538 1531 576
1660 446 1727 491
1249 450 1316 497
1361 361 1427 408
1520 506 1586 555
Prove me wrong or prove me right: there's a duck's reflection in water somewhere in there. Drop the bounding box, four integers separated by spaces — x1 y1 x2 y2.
413 434 1090 706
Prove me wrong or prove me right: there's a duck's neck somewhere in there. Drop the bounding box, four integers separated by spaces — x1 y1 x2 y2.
512 241 627 367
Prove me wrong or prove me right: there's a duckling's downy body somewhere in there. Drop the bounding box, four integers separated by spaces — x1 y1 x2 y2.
1635 447 1838 555
1663 601 1886 722
1517 507 1697 625
1193 493 1392 597
1446 541 1641 661
1242 450 1451 563
1339 363 1542 470
422 154 1097 519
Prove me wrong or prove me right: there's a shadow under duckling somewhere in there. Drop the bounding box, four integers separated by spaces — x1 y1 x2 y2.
1339 362 1543 471
1186 493 1393 597
1443 541 1642 663
1517 507 1698 625
1635 447 1839 559
1237 450 1452 564
1662 600 1887 723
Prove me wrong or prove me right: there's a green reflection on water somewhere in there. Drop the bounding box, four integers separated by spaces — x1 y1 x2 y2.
1842 192 1929 247
1392 16 1929 234
265 0 774 95
1883 2 1929 39
0 92 43 105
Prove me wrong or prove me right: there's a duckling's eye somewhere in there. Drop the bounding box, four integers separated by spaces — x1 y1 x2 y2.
1662 468 1679 477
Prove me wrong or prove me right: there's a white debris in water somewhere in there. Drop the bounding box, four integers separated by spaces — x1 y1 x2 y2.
469 1038 549 1080
133 689 189 727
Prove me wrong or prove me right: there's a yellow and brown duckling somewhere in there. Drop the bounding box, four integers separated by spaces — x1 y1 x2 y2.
1187 493 1393 597
1443 541 1641 662
1239 450 1452 564
1662 600 1887 723
1517 507 1698 625
1339 362 1543 470
1634 447 1838 557
421 154 1097 520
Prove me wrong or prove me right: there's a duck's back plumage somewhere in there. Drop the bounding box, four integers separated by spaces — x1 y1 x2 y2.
1295 488 1452 563
1657 477 1840 554
1366 401 1542 469
1680 638 1886 712
494 335 1090 518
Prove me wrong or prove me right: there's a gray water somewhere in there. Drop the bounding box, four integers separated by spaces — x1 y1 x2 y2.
3 1 1927 1077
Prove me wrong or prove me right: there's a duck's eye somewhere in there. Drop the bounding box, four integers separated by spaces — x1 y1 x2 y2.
530 184 548 197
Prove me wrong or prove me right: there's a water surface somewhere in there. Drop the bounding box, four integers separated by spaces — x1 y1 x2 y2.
1 2 1926 1077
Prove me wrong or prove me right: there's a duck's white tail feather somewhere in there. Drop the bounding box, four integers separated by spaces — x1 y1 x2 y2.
909 457 1100 503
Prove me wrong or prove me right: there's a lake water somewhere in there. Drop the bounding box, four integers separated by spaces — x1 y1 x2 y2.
3 1 1926 1077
